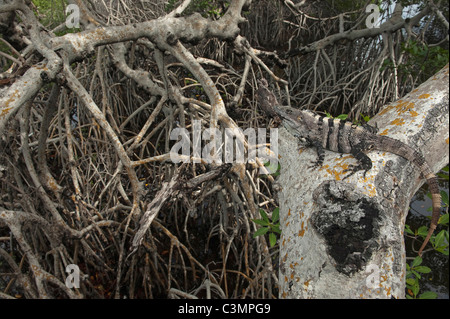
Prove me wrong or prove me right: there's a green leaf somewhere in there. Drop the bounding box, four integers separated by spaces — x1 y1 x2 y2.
405 224 414 235
336 114 348 120
252 219 269 226
271 225 281 234
269 233 277 247
441 191 449 206
411 282 420 296
434 230 446 248
272 207 279 223
418 291 437 299
406 278 416 286
414 266 431 274
412 256 422 267
437 172 448 179
411 270 422 279
259 209 269 223
439 213 449 225
253 227 269 237
417 226 428 237
267 163 281 177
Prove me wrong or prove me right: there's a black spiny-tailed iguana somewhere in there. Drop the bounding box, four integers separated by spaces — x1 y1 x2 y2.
257 80 441 256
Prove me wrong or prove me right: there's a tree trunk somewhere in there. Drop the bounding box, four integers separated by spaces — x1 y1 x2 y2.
278 64 449 299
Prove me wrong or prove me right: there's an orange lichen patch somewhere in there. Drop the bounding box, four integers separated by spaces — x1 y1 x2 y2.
379 99 419 118
379 129 389 136
2 89 20 109
446 137 449 145
377 104 395 116
46 177 60 192
298 221 306 237
289 262 299 269
394 100 416 114
325 167 341 181
409 110 419 117
390 118 405 126
362 182 377 197
0 106 12 119
326 156 353 180
418 93 430 99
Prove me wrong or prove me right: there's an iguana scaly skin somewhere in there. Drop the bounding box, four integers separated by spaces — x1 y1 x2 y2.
256 80 441 256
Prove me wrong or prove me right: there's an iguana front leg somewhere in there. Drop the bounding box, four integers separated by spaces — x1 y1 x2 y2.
308 139 326 169
342 146 373 180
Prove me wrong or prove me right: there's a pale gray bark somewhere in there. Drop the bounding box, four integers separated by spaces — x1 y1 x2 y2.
278 64 449 299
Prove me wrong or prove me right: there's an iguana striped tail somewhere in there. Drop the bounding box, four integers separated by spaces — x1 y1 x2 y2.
375 135 441 256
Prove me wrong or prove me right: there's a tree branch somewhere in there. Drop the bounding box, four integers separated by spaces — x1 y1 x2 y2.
277 64 449 299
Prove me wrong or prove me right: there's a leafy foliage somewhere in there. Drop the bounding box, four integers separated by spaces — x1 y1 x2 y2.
404 165 448 298
406 256 437 299
415 166 449 255
252 208 281 247
381 41 449 86
32 0 67 28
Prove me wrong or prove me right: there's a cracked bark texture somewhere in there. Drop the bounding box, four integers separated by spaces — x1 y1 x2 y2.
278 65 449 299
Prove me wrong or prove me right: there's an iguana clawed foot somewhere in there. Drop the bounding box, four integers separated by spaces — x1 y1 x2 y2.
308 159 323 170
342 164 368 180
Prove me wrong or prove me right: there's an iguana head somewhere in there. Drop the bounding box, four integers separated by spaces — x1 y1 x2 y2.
274 106 318 142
